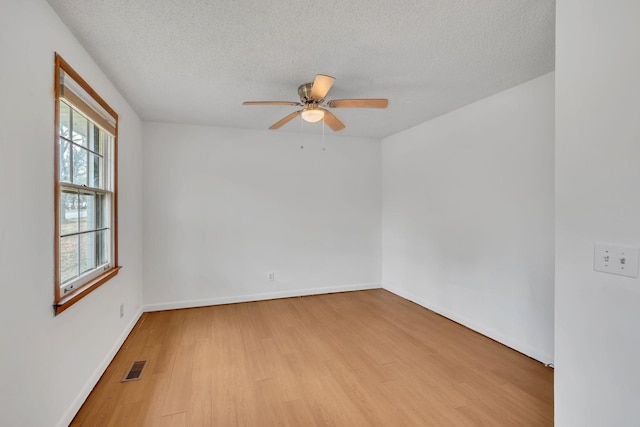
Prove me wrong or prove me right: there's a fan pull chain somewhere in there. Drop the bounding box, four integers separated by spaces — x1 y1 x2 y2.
299 114 304 149
322 118 326 152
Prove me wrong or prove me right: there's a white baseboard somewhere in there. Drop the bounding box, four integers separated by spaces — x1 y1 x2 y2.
144 283 382 312
56 306 144 427
384 285 554 366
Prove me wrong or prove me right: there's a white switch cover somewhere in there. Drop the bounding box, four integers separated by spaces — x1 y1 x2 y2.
594 243 639 278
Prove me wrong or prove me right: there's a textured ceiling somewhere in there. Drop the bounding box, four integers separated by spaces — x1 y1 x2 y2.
46 0 555 139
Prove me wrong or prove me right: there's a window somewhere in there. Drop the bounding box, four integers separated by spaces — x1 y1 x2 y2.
54 54 119 315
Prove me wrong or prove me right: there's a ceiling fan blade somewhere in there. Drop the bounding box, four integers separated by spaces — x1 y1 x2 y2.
269 110 302 129
321 109 345 131
243 101 301 106
327 99 389 108
309 74 335 100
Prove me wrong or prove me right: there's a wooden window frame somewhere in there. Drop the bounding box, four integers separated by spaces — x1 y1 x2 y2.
54 53 120 315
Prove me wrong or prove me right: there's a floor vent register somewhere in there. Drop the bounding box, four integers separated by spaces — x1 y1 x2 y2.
121 360 147 382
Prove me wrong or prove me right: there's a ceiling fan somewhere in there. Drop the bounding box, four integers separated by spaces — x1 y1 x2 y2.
243 74 388 132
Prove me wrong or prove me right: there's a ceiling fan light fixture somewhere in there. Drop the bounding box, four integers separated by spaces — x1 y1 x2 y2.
301 108 325 123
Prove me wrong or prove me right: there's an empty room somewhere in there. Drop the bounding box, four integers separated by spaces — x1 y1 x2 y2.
1 0 639 426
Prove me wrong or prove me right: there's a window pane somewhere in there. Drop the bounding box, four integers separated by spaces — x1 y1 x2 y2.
60 235 79 284
89 153 103 189
80 193 95 232
79 232 96 274
90 124 103 153
59 101 70 138
72 146 88 186
96 229 110 266
102 132 111 156
59 139 71 183
60 190 79 235
96 193 108 228
72 112 88 147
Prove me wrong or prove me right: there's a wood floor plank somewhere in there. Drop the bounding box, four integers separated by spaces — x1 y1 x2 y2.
72 289 553 426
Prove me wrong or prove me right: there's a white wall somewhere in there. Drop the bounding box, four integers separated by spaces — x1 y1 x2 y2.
142 123 381 309
381 73 555 363
0 1 144 426
555 1 640 425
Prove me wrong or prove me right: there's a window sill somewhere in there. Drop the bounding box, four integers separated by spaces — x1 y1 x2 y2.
54 266 122 316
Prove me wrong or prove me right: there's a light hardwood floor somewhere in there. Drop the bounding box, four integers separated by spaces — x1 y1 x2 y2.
71 289 553 426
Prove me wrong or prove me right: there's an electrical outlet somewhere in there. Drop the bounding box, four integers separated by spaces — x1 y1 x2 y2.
268 272 275 281
120 303 124 318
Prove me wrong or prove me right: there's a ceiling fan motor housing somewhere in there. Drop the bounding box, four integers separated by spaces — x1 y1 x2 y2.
298 82 317 103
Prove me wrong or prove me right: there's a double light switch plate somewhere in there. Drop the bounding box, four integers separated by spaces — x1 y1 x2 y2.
594 243 639 278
